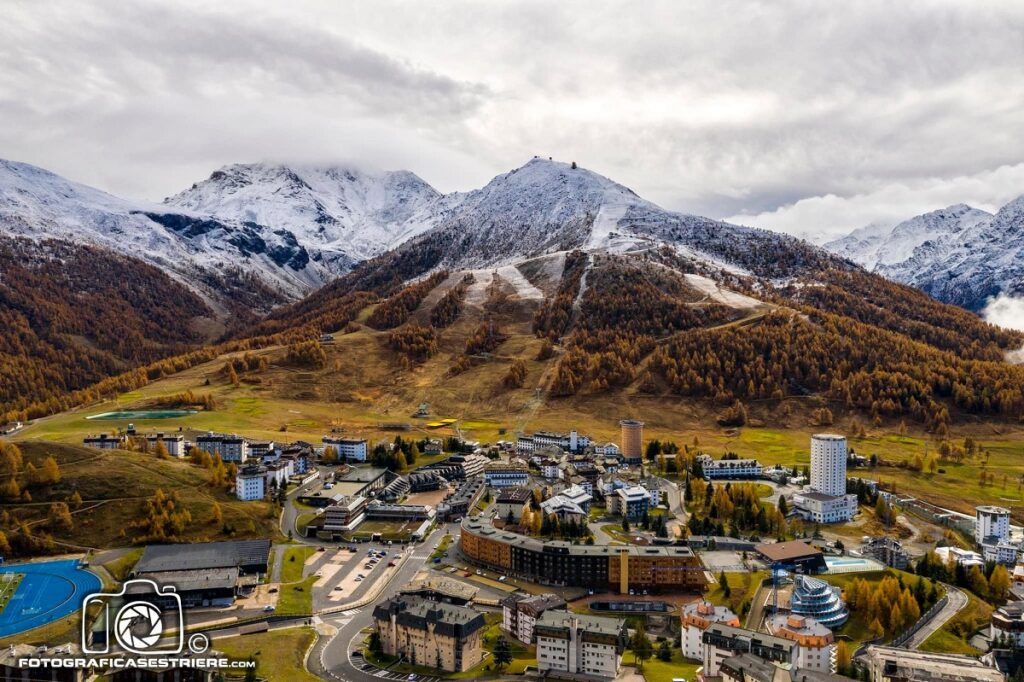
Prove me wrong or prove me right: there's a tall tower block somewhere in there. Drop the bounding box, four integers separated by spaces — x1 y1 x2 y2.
620 420 644 464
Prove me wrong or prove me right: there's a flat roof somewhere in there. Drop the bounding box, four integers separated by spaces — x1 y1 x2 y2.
134 539 271 573
754 540 822 562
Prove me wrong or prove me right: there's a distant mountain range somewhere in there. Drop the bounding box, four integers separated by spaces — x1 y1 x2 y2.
824 197 1024 312
2 155 1022 424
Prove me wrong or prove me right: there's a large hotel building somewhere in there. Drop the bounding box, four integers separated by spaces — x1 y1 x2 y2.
459 518 709 593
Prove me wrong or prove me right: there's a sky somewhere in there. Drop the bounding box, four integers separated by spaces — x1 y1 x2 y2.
3 0 1024 243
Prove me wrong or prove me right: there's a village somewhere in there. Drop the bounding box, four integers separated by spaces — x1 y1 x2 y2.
13 415 1017 682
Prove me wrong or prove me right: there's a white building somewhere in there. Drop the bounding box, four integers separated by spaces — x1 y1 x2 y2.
236 466 266 501
535 611 625 680
322 437 368 462
196 433 249 463
810 434 847 497
791 491 858 524
765 613 836 674
681 600 740 661
502 594 567 644
83 433 125 449
981 540 1019 565
976 505 1011 544
517 430 590 454
541 459 561 480
935 546 986 569
145 433 185 457
483 461 529 488
697 454 764 480
593 443 620 457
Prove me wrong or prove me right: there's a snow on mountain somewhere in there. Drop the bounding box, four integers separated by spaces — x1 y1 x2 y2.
393 158 837 279
882 195 1024 311
164 163 441 270
824 204 992 271
822 198 1024 311
0 159 327 304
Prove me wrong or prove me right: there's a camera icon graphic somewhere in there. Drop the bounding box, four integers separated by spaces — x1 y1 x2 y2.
81 578 190 655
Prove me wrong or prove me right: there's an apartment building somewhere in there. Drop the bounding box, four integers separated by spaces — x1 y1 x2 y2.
145 433 185 457
535 611 626 680
681 600 741 660
196 433 249 463
235 465 265 501
321 436 368 462
372 596 486 672
502 593 567 644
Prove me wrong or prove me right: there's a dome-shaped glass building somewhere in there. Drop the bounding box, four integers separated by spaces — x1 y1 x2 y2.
789 575 848 628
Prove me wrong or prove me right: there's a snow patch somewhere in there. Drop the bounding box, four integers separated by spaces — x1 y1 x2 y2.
495 264 544 300
683 274 763 309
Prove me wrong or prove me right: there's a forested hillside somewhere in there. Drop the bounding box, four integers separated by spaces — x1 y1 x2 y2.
0 237 211 415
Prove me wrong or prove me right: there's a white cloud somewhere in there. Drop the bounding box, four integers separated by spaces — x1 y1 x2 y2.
1 0 1024 237
727 163 1024 242
982 294 1024 335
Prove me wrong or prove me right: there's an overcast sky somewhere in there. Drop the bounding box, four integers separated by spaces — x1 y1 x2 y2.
3 0 1024 241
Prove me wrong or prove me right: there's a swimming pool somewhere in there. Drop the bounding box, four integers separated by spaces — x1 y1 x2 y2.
0 559 102 637
824 556 886 574
86 410 196 420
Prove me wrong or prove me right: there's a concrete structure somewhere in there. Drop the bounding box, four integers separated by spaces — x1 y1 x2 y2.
765 613 835 674
195 433 249 463
495 486 533 522
608 485 650 520
459 517 709 593
484 461 529 488
697 454 764 480
0 642 85 681
754 541 827 573
792 490 857 524
535 611 626 680
701 624 796 678
935 546 986 569
681 600 740 660
502 593 568 644
809 434 847 497
860 536 911 570
789 576 848 628
436 478 486 521
145 433 185 457
857 645 1005 682
991 601 1024 647
235 465 266 501
321 496 369 532
372 596 486 672
517 429 591 454
977 505 1015 564
83 433 125 449
619 420 644 464
321 436 368 462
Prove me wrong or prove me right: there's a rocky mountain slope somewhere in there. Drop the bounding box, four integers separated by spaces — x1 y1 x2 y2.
825 200 1023 311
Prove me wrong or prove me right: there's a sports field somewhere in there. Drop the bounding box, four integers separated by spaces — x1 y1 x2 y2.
0 559 101 638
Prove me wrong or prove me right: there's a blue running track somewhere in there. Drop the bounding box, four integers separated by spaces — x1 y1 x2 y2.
0 559 101 638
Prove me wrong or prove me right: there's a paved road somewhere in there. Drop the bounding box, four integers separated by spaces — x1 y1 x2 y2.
903 584 968 649
310 524 454 682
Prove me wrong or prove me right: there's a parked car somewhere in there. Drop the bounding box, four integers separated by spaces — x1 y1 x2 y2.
263 605 274 612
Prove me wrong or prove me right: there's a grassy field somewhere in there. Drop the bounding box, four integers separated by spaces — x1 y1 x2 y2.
627 647 701 682
13 293 1024 520
100 548 143 581
0 574 22 615
706 570 767 617
0 441 281 553
214 627 321 682
281 546 314 583
276 575 316 615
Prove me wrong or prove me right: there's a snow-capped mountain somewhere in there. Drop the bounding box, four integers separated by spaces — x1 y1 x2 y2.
824 200 1023 311
882 196 1024 311
164 163 440 271
0 156 844 320
824 204 991 272
388 158 837 278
